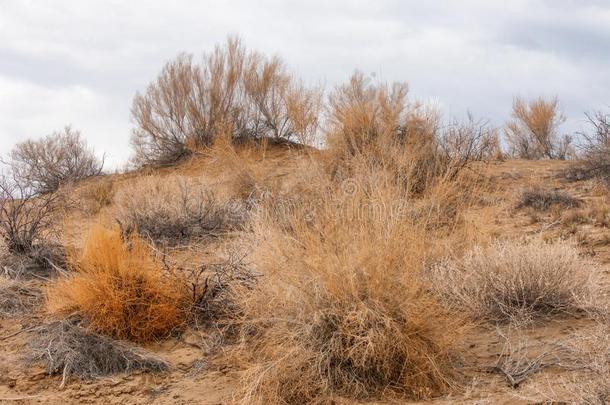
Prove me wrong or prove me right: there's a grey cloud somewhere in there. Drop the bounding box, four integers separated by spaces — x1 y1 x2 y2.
0 0 609 167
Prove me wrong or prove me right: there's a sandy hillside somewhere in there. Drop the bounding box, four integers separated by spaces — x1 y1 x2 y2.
1 152 609 404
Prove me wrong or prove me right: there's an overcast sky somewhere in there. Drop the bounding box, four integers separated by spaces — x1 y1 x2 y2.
1 0 609 168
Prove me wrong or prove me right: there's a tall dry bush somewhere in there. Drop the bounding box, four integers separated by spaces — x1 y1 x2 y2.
233 161 470 403
6 126 103 194
578 111 610 183
131 37 321 165
46 226 187 342
114 175 246 244
505 96 572 160
325 72 495 196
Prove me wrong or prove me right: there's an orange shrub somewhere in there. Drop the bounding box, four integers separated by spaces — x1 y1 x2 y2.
46 226 187 342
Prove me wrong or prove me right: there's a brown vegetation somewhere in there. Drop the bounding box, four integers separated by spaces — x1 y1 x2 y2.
131 37 321 165
30 318 168 386
114 175 246 244
429 240 601 323
505 96 572 160
6 126 103 194
0 174 63 255
46 226 187 342
516 187 581 211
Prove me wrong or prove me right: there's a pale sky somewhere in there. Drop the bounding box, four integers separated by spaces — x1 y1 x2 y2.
1 0 609 168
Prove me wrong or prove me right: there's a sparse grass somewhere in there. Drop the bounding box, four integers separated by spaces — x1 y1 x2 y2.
516 187 580 211
232 165 469 404
429 240 601 324
29 318 168 386
46 226 187 342
76 178 114 215
114 175 246 244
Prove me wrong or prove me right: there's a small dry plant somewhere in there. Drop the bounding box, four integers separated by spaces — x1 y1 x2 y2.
29 318 168 386
0 275 41 317
515 187 581 211
429 239 601 323
114 175 246 244
46 226 187 342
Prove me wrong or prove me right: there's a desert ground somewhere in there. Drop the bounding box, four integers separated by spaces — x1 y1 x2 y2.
1 148 609 404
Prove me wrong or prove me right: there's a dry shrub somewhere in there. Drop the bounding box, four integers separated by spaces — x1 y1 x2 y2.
561 200 610 228
325 73 495 196
7 126 103 194
577 110 610 184
46 226 187 342
0 243 66 278
515 187 581 211
233 166 467 403
0 174 63 255
429 240 601 323
114 175 246 244
0 276 40 317
131 36 321 165
505 96 572 160
30 318 168 386
530 324 610 404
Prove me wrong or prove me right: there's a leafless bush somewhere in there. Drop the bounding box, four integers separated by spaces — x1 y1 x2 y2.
439 115 501 171
7 127 103 194
0 276 41 317
505 96 573 160
577 111 610 184
131 37 321 165
530 324 610 404
516 187 581 211
0 174 63 255
29 318 168 387
491 330 559 388
428 240 601 323
114 175 247 244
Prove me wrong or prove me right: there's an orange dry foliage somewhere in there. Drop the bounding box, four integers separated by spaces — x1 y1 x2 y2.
46 226 186 342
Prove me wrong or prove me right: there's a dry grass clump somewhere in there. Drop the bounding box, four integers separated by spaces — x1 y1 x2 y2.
46 226 187 342
114 175 246 244
0 276 40 317
561 200 610 228
429 240 601 323
7 126 104 194
233 170 467 403
515 187 581 211
75 178 114 215
30 318 168 386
